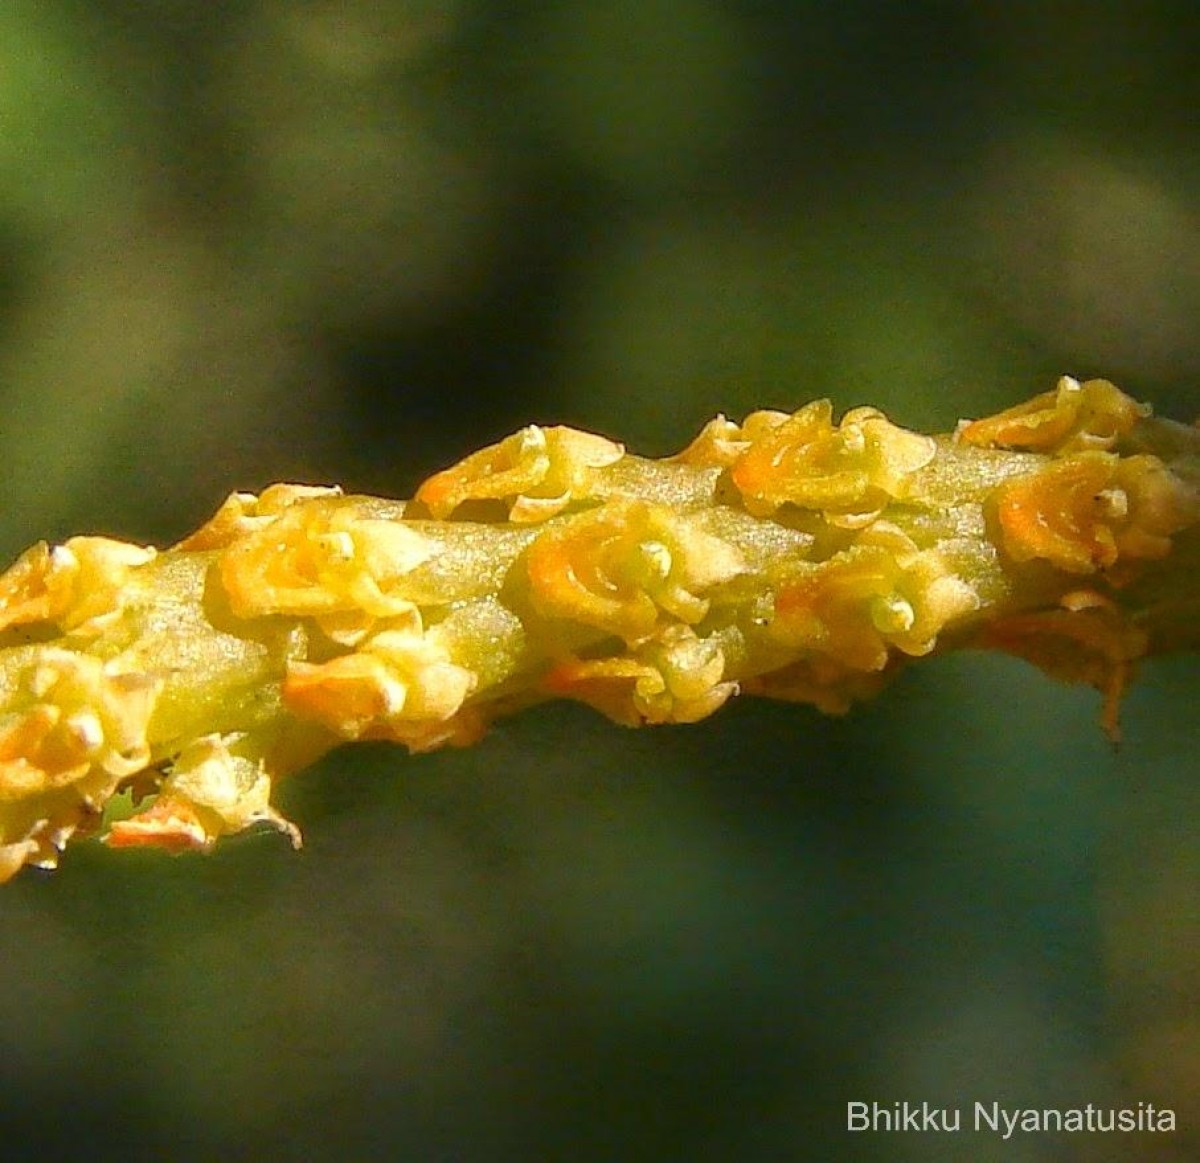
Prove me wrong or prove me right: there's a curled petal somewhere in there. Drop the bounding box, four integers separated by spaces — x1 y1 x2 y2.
959 376 1149 454
731 400 935 519
669 410 790 468
526 500 745 643
0 650 161 879
220 501 432 621
669 415 746 468
415 424 624 521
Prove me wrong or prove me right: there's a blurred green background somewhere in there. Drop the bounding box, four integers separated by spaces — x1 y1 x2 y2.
1 3 1198 1160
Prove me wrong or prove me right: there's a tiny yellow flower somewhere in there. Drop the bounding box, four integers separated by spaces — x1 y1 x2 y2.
769 550 899 672
525 499 745 643
769 529 980 672
0 648 161 877
730 400 935 523
0 537 155 635
415 424 625 521
669 409 789 468
959 376 1149 454
544 625 735 726
282 623 478 751
175 484 343 551
993 451 1196 575
220 499 432 626
106 732 301 853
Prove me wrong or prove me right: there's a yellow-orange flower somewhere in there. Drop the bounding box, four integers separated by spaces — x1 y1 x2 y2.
544 625 735 726
769 528 980 671
730 400 935 523
283 624 479 752
526 499 745 643
175 484 343 551
959 376 1148 454
994 451 1195 575
106 732 300 853
0 649 162 879
0 537 156 635
219 499 433 634
415 424 625 522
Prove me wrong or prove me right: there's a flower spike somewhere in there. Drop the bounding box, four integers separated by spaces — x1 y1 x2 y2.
0 378 1196 880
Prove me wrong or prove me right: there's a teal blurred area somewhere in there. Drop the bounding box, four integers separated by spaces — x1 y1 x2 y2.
1 3 1197 1160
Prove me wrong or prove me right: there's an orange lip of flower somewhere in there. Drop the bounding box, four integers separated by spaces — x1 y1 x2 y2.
105 796 214 853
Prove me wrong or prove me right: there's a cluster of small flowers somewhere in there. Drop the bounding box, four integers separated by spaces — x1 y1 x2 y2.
958 377 1198 734
0 378 1195 878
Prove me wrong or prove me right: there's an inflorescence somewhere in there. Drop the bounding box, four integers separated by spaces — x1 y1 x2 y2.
0 378 1196 880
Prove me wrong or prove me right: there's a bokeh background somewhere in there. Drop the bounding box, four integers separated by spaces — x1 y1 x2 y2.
1 3 1198 1160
